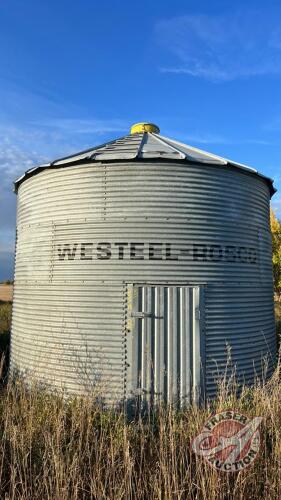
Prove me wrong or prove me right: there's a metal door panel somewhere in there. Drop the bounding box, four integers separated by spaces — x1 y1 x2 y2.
126 284 204 405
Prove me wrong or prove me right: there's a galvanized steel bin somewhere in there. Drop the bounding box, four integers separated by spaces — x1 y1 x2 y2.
11 124 277 404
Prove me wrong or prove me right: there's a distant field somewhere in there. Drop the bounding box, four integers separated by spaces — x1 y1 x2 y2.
0 284 13 302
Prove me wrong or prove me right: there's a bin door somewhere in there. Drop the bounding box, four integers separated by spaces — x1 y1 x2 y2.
126 285 204 406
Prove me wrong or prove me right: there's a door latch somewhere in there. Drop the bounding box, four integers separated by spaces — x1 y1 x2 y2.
195 308 201 320
131 311 152 319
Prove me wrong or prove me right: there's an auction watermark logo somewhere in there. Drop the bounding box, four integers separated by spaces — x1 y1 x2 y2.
191 410 263 472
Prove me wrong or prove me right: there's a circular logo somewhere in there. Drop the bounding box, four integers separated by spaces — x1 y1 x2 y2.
191 410 263 472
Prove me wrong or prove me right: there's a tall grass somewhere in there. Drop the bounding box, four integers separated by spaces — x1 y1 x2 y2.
0 301 12 337
0 302 11 377
0 303 279 499
0 369 279 499
275 302 281 350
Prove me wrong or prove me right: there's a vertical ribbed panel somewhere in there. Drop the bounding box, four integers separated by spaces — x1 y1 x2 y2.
126 285 203 406
179 287 190 403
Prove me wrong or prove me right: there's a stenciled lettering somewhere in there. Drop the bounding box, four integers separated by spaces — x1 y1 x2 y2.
57 243 78 260
56 241 258 265
237 246 247 263
114 242 128 259
193 244 207 262
225 245 237 262
193 243 258 264
165 243 178 260
209 245 223 262
97 242 111 260
130 243 144 260
248 247 257 264
80 243 93 260
149 243 163 260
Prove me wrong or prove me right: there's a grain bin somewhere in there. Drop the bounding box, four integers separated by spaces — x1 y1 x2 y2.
11 123 277 405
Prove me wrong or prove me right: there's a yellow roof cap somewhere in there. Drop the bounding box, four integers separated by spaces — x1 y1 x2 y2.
130 122 160 134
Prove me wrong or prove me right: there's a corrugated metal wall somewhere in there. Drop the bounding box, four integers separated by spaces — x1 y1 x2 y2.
11 161 276 402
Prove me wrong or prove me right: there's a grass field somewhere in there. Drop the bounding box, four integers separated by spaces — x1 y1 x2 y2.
0 302 280 499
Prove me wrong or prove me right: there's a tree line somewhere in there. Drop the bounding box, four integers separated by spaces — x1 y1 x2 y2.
271 209 281 298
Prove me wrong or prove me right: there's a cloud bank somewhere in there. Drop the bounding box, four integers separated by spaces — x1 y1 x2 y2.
156 9 281 81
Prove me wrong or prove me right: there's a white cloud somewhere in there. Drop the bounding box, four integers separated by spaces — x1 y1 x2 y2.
155 10 281 81
35 118 128 135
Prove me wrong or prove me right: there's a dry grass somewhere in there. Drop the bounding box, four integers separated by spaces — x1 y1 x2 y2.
0 302 11 369
275 302 281 349
0 302 12 336
0 304 279 499
0 370 278 499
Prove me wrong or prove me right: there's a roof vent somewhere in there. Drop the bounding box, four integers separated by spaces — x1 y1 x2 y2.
130 122 160 134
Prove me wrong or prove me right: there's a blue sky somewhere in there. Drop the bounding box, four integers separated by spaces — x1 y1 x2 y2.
1 0 281 280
